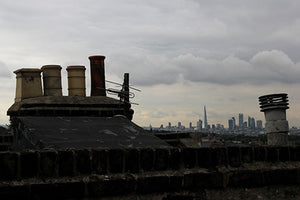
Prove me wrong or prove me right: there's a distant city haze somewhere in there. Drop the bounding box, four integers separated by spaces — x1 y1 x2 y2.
0 1 299 128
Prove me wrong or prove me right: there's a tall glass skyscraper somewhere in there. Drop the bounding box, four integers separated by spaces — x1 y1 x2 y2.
239 113 244 128
204 106 208 129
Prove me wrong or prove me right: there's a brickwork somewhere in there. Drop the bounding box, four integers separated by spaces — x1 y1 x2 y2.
0 146 299 180
0 146 300 199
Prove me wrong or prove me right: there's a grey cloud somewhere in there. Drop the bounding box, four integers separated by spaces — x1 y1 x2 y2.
0 1 300 87
179 50 300 85
113 50 300 86
0 61 12 78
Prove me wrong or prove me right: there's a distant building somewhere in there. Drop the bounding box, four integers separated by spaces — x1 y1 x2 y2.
257 120 263 131
232 117 236 130
204 106 208 129
239 113 244 128
248 116 255 130
189 122 192 129
197 120 202 131
228 119 234 130
212 124 215 130
178 122 182 129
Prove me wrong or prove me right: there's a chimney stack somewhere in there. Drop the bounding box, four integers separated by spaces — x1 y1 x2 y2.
66 65 86 96
259 93 289 145
41 65 62 96
14 68 43 102
89 55 106 96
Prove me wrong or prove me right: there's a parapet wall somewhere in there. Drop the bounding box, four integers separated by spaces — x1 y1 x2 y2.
0 146 299 180
1 146 300 199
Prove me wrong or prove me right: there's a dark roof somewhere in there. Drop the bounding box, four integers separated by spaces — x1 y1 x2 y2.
14 115 170 149
7 96 133 119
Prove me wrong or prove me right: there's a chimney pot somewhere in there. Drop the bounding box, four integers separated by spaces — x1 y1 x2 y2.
41 65 62 96
89 55 106 96
66 65 86 96
14 68 43 102
259 93 289 145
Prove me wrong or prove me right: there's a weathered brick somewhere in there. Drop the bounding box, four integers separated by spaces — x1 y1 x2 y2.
58 150 74 177
0 152 19 180
278 146 290 161
75 149 91 175
137 175 170 194
154 148 169 171
289 146 300 161
169 174 183 191
20 151 38 178
140 148 154 171
39 151 58 178
254 146 266 161
55 181 85 199
91 149 107 174
125 148 139 173
240 146 253 163
182 148 197 169
184 171 223 189
198 148 212 168
87 175 136 197
264 169 297 185
169 148 182 170
211 147 227 167
108 149 124 173
227 146 241 167
266 147 279 162
228 170 265 187
0 185 30 199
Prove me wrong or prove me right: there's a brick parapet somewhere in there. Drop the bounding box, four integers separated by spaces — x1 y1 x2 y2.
1 167 300 199
0 146 300 181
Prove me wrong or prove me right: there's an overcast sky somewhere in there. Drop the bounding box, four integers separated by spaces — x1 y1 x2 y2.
0 0 300 128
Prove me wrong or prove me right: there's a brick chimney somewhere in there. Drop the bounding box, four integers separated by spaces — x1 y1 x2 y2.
41 65 62 96
89 55 106 96
66 65 86 96
14 68 43 102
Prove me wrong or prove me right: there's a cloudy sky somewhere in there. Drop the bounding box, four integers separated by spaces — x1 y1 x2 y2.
0 0 300 128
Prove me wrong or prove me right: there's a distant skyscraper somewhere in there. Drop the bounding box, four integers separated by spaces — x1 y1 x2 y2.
189 122 192 129
228 119 234 130
239 113 244 128
197 119 202 131
204 106 208 129
212 124 215 130
257 120 263 131
248 116 255 130
232 117 236 130
178 122 181 129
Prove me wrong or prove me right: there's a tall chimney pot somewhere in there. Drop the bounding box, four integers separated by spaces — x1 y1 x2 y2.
89 55 106 96
41 65 62 96
66 65 86 96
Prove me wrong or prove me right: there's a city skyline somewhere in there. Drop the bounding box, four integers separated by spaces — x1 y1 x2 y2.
0 1 300 128
149 108 264 130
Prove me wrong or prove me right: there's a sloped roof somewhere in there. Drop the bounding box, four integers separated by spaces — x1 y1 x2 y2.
14 115 170 149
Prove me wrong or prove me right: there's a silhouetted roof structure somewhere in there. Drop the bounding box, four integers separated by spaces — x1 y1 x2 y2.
13 115 170 149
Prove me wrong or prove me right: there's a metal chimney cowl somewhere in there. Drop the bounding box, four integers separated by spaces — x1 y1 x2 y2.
259 93 289 145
